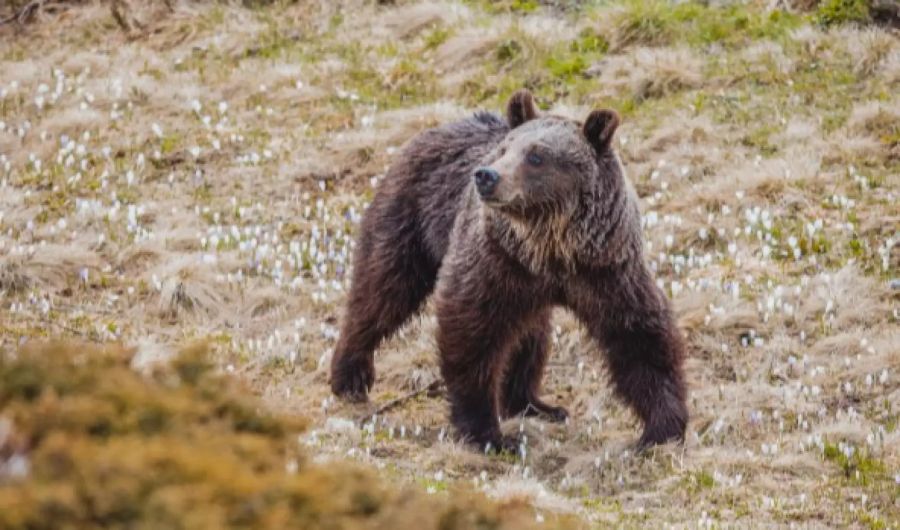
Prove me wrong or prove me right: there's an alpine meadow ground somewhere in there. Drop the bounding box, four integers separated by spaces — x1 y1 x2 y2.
0 1 897 528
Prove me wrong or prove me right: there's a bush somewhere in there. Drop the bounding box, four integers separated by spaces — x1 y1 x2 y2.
0 342 562 529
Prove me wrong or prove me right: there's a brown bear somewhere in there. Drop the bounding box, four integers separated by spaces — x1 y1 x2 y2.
330 89 688 452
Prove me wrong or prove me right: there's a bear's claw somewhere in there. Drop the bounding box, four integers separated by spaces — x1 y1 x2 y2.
481 434 521 455
330 360 374 403
634 422 686 453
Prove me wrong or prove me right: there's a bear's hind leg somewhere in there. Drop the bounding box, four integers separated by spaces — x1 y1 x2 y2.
501 311 568 423
331 202 438 402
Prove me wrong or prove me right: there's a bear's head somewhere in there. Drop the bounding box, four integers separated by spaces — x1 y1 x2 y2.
473 89 621 217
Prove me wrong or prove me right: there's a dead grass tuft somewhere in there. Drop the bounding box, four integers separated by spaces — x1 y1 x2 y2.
158 269 224 319
846 99 900 136
595 46 702 101
0 262 31 294
798 266 888 330
378 2 452 39
435 32 499 71
841 26 898 76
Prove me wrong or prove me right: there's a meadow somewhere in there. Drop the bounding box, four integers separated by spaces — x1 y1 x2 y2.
0 0 897 527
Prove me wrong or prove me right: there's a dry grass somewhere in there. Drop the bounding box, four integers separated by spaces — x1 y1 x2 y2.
0 0 898 528
595 46 704 101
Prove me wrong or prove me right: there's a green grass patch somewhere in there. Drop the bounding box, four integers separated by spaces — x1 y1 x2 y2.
815 0 871 26
741 124 780 156
597 0 805 49
681 469 716 494
545 53 588 81
422 25 454 51
464 24 607 107
822 441 887 485
474 0 540 14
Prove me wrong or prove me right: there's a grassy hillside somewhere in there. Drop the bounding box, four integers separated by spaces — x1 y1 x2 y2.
0 0 898 528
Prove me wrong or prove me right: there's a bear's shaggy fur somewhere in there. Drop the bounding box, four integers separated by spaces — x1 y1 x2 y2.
330 90 688 451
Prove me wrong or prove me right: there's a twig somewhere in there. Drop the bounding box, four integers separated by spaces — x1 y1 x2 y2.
109 0 141 33
0 0 47 27
357 379 443 425
53 302 117 316
41 317 89 338
236 356 263 374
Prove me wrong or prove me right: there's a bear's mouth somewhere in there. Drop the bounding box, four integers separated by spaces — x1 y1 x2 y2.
479 197 506 207
480 196 530 216
479 195 516 210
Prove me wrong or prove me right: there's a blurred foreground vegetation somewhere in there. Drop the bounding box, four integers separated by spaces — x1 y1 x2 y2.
0 342 562 529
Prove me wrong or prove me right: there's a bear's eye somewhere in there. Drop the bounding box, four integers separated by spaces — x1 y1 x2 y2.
498 146 507 156
526 152 543 167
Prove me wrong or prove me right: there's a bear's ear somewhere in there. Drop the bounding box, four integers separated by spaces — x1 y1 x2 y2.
583 109 620 154
506 89 539 129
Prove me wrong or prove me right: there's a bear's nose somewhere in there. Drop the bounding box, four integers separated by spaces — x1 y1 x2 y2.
474 167 500 198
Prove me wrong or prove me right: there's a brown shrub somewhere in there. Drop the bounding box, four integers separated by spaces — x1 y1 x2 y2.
0 341 565 529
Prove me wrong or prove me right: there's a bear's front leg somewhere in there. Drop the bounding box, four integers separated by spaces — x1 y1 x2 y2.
568 265 688 450
599 314 688 450
435 259 536 452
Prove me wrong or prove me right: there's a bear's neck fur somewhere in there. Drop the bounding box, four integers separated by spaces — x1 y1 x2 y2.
483 152 642 275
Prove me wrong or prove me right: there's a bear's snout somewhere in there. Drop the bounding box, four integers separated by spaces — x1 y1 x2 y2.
474 167 500 200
